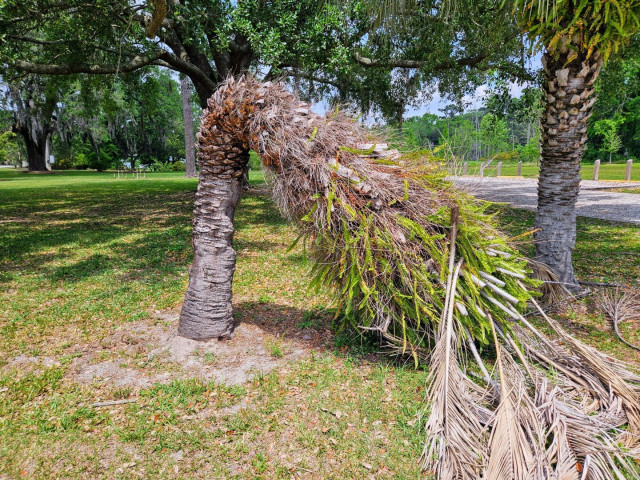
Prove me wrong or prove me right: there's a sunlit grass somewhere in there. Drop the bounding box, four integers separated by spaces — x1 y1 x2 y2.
461 161 640 181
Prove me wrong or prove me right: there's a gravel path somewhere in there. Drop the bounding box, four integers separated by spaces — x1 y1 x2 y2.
454 177 640 225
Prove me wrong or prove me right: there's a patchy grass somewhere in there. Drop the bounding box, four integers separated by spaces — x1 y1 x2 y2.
612 187 640 194
265 337 286 358
1 168 639 478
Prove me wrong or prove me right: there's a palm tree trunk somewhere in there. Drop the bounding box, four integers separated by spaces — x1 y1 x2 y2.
181 76 197 178
534 49 602 289
178 114 249 339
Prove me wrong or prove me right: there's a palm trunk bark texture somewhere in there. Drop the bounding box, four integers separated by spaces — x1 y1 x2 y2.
535 48 602 289
178 88 250 340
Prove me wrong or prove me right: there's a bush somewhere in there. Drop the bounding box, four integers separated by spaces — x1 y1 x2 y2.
515 136 540 164
492 151 519 163
55 157 74 170
86 151 112 171
151 159 186 172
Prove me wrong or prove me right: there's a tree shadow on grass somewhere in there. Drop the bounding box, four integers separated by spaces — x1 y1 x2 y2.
234 301 401 367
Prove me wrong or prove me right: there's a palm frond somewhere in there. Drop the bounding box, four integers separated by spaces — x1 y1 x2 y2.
422 222 487 478
484 320 551 479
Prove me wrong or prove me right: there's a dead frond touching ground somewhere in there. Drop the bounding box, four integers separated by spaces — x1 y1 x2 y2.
598 287 640 352
198 76 640 478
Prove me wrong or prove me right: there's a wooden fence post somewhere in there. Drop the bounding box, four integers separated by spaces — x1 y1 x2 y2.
626 159 633 181
593 159 600 181
517 161 522 176
496 162 502 176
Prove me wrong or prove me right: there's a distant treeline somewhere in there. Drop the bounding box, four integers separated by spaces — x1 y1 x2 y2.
402 40 640 165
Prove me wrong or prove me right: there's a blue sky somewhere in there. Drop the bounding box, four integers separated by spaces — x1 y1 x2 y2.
405 81 530 117
406 53 542 118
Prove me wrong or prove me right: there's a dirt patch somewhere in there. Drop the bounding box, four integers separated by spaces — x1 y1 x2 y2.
2 301 335 391
38 306 333 390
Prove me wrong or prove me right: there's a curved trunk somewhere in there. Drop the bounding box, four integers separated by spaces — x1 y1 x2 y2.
534 49 602 289
178 117 249 339
181 76 197 178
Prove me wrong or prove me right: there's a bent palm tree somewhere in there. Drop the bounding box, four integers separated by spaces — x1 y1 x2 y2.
180 77 640 477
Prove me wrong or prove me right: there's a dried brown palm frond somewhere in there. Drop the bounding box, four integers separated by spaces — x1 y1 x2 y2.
535 380 640 480
528 257 573 304
421 215 488 479
527 294 640 443
483 321 552 480
199 76 640 477
598 287 640 352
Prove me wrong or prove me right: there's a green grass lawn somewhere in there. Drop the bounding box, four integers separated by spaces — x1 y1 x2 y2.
461 160 640 181
1 169 639 478
615 187 640 194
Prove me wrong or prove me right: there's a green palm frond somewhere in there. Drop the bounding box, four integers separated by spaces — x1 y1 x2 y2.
513 0 640 60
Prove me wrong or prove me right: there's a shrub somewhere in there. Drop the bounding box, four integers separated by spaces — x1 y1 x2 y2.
55 157 74 170
151 160 173 172
492 151 519 163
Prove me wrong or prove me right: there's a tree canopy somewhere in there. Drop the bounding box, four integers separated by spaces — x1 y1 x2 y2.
1 68 190 170
0 0 535 123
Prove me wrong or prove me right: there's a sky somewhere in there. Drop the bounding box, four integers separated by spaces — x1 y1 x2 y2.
405 81 529 117
405 53 542 118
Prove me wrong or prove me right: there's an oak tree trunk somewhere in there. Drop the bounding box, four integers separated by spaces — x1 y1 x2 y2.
178 104 249 339
181 76 197 178
534 49 602 289
23 129 50 171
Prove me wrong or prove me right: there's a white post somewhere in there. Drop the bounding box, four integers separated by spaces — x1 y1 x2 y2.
626 159 633 181
463 162 468 175
496 162 502 177
517 161 522 176
593 159 600 181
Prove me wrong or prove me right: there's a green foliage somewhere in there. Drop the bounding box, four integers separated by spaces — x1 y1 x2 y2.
0 130 19 165
2 68 188 171
588 35 640 159
85 142 118 172
248 150 262 170
53 157 74 170
72 152 90 170
516 133 542 163
305 156 539 359
402 95 541 164
479 113 510 157
593 117 624 161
